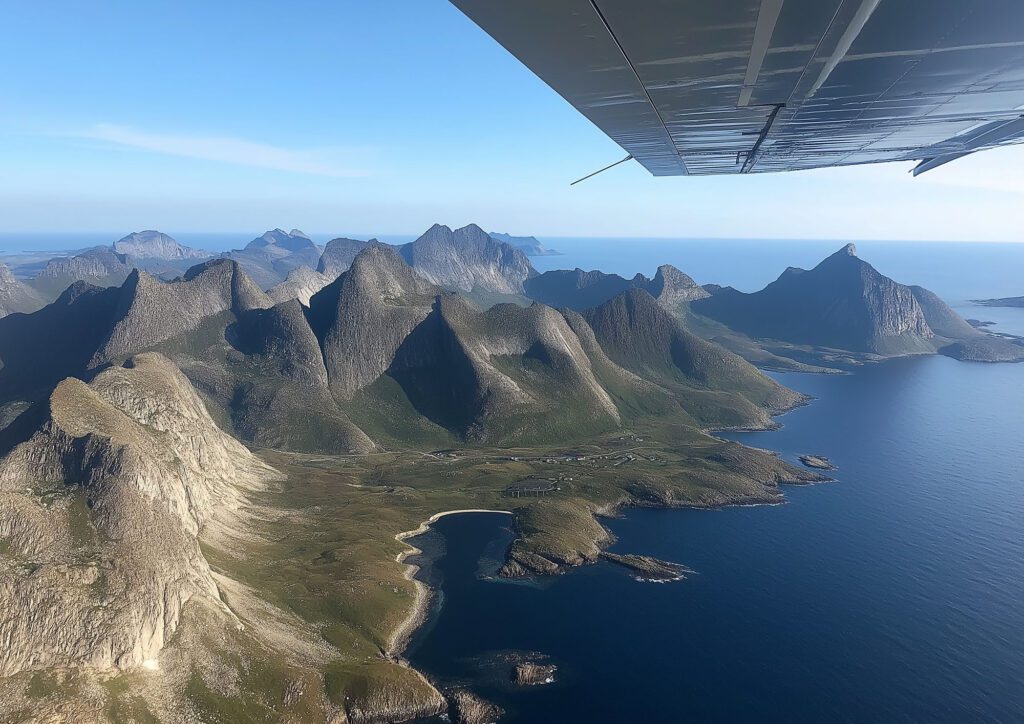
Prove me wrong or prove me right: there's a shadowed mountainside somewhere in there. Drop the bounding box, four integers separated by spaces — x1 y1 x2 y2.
525 264 708 313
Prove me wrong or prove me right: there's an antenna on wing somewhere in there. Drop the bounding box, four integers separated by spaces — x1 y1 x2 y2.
570 154 634 185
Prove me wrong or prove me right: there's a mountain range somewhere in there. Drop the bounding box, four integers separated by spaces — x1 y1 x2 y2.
0 243 798 454
1 229 1020 720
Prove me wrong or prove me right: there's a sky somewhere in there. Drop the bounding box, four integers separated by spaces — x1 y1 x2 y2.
1 0 1023 242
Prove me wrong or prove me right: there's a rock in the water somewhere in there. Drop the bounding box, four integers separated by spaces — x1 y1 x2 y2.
512 662 557 686
599 552 692 581
799 454 836 470
448 689 504 724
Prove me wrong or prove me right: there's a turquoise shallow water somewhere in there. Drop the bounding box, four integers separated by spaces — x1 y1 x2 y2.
408 240 1024 722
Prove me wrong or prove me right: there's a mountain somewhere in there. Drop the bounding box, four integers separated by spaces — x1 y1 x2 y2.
693 244 938 356
398 223 536 294
525 264 707 312
973 295 1024 308
489 231 561 256
0 352 276 677
267 265 331 306
0 246 808 454
0 262 45 318
317 237 379 278
0 259 373 454
222 228 322 288
112 230 209 260
583 289 802 430
30 245 133 298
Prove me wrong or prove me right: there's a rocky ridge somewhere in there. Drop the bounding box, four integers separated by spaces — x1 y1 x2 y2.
0 353 276 677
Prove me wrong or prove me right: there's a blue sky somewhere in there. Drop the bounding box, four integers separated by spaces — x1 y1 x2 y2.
2 0 1023 241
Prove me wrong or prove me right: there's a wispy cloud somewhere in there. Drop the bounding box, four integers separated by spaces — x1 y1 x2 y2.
77 123 369 177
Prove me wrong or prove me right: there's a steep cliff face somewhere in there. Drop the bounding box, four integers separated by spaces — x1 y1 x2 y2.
399 223 537 294
0 353 276 677
0 263 45 318
693 244 937 356
112 230 209 260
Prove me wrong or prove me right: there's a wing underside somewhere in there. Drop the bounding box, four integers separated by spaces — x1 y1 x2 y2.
451 0 1024 176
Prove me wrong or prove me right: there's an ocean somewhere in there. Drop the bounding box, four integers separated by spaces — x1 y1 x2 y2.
407 241 1024 722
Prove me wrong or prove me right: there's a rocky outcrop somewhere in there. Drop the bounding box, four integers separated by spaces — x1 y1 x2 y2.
647 264 709 307
0 353 276 677
399 223 536 294
448 689 505 724
0 263 45 318
267 265 331 306
112 230 209 260
317 237 378 279
692 244 937 356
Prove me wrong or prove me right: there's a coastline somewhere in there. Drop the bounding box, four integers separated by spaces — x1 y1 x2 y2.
389 509 512 658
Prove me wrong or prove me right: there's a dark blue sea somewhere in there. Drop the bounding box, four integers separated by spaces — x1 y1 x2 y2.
408 242 1024 722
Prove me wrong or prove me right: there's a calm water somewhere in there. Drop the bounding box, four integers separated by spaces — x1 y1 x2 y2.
409 318 1024 719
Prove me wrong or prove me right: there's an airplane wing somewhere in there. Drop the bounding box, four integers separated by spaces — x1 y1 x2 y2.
450 0 1024 176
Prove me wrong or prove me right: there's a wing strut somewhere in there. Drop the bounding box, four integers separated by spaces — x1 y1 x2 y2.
570 154 635 186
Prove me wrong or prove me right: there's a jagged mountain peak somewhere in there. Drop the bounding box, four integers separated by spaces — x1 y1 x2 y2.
400 222 537 294
819 242 860 266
